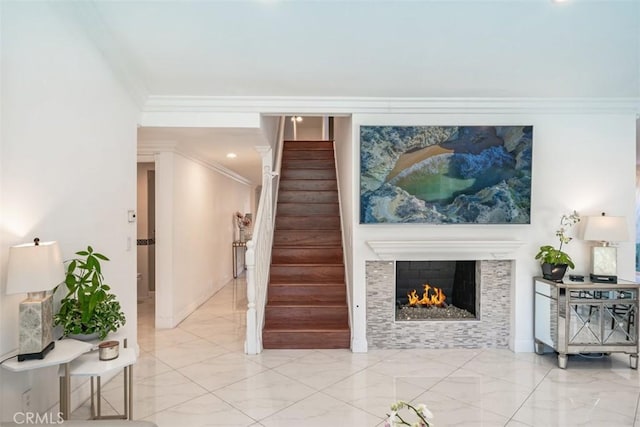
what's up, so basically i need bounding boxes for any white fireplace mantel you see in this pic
[366,240,524,260]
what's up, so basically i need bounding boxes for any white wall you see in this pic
[0,2,139,420]
[350,109,637,353]
[155,151,253,328]
[283,116,323,141]
[334,117,357,347]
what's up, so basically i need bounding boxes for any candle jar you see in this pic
[98,340,119,361]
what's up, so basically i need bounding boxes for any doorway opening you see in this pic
[137,162,156,326]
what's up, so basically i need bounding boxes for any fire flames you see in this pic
[407,283,446,307]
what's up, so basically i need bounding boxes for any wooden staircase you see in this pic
[262,140,350,349]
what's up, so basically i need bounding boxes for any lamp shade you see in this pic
[6,240,64,295]
[582,214,629,243]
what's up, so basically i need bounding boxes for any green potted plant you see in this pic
[535,211,580,282]
[54,246,126,340]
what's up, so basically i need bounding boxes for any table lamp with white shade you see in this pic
[582,213,629,283]
[6,238,65,361]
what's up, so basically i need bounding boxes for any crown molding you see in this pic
[137,140,252,186]
[143,96,640,115]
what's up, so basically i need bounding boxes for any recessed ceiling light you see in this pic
[226,153,237,159]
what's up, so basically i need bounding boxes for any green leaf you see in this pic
[67,260,77,273]
[94,252,109,261]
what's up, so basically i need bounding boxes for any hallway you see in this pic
[72,276,640,426]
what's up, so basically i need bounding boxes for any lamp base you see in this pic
[17,341,55,362]
[592,246,617,276]
[18,293,54,361]
[590,273,617,284]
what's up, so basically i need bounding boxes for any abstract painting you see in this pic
[360,125,532,224]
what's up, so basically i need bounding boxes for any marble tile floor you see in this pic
[71,276,640,426]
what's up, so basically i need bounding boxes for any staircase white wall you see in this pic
[333,117,358,349]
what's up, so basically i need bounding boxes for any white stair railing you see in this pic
[245,119,284,355]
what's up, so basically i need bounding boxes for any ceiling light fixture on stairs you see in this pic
[290,116,303,140]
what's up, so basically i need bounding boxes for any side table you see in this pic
[63,345,136,420]
[534,276,639,369]
[0,339,93,420]
[232,240,247,278]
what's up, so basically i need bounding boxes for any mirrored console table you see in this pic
[534,276,639,369]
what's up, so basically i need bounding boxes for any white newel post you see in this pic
[245,239,257,354]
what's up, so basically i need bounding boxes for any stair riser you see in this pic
[279,190,338,204]
[283,150,334,160]
[268,286,346,304]
[276,216,340,230]
[262,330,350,349]
[272,247,343,264]
[270,266,345,283]
[282,159,335,170]
[264,319,348,329]
[280,169,336,180]
[284,141,334,150]
[265,306,348,325]
[277,203,339,216]
[279,180,337,191]
[274,230,341,246]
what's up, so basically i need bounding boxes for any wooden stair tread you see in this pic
[283,146,333,151]
[272,245,342,249]
[270,264,344,267]
[268,284,346,288]
[267,284,347,289]
[266,301,347,306]
[263,327,349,332]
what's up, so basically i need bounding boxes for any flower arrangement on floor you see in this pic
[385,401,433,427]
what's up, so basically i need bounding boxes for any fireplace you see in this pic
[395,261,478,321]
[364,239,520,349]
[366,259,512,349]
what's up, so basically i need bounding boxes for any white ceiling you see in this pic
[89,0,638,98]
[66,0,640,182]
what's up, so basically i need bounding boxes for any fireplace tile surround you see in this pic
[366,259,512,349]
